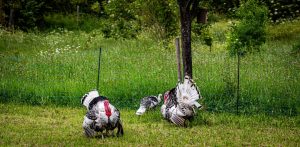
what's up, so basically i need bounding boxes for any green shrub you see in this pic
[44,13,102,32]
[100,18,140,39]
[4,0,48,31]
[192,23,213,49]
[44,13,78,30]
[134,0,178,40]
[291,39,300,55]
[227,0,268,56]
[100,0,140,39]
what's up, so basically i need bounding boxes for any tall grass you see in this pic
[0,20,299,116]
[44,13,103,32]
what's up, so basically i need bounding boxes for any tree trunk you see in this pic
[178,0,196,78]
[77,5,80,26]
[0,0,4,26]
[8,8,14,29]
[197,8,208,24]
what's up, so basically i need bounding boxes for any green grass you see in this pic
[0,20,300,115]
[266,19,300,41]
[43,13,103,32]
[0,103,299,146]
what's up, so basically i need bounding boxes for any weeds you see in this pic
[0,20,299,116]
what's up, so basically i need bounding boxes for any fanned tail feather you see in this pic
[170,114,185,127]
[176,76,201,107]
[160,76,202,127]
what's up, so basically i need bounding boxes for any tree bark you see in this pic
[0,0,4,26]
[8,8,14,29]
[77,5,80,26]
[197,8,208,24]
[177,0,198,78]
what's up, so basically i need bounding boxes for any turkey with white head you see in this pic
[161,76,202,127]
[81,90,124,138]
[136,94,162,115]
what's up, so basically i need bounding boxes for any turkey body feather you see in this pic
[81,90,123,138]
[161,76,202,127]
[136,94,162,115]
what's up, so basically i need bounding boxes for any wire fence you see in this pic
[0,30,299,116]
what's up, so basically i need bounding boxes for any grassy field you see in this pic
[0,103,299,146]
[0,20,300,115]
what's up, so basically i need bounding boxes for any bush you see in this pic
[44,13,102,32]
[291,39,300,55]
[5,0,48,31]
[101,0,178,39]
[227,0,268,56]
[99,0,140,39]
[134,0,178,40]
[101,18,140,39]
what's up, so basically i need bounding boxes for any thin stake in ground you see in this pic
[96,48,102,91]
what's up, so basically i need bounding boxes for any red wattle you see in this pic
[104,100,112,117]
[164,93,169,104]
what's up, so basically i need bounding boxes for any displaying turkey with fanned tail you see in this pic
[136,94,162,115]
[161,76,202,127]
[81,90,124,138]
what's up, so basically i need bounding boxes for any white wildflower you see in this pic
[56,48,60,54]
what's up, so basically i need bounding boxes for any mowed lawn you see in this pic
[0,103,299,146]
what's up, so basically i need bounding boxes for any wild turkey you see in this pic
[81,90,124,138]
[136,94,162,115]
[161,76,202,127]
